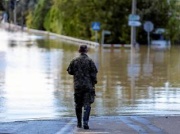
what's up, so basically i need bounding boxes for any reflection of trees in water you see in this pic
[1,39,180,117]
[89,47,180,115]
[36,39,78,52]
[38,40,76,115]
[93,47,180,110]
[54,49,77,112]
[166,46,180,86]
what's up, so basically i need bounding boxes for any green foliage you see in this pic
[24,0,180,44]
[44,4,63,34]
[47,0,132,43]
[0,2,5,11]
[166,0,180,44]
[26,11,33,27]
[137,0,180,44]
[27,0,51,30]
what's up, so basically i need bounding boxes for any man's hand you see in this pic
[91,87,96,96]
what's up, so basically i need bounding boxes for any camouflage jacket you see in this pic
[67,53,98,93]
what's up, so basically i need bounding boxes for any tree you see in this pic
[43,0,131,43]
[26,0,51,30]
[137,0,180,44]
[0,1,5,11]
[25,0,180,44]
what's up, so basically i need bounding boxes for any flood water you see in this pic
[0,29,180,122]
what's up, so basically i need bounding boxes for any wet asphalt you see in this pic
[0,116,179,134]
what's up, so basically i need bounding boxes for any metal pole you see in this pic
[101,30,104,45]
[95,31,98,42]
[130,0,137,98]
[14,0,17,25]
[131,0,137,48]
[147,32,150,46]
[13,0,19,25]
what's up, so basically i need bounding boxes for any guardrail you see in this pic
[24,28,100,48]
[0,22,100,48]
[102,44,131,48]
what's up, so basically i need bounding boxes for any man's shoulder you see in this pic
[71,56,80,61]
[86,56,94,62]
[71,54,93,62]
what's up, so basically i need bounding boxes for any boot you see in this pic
[83,106,91,129]
[75,107,82,128]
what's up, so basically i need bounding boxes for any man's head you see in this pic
[78,45,88,53]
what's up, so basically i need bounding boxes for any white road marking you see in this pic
[56,118,75,134]
[76,132,109,134]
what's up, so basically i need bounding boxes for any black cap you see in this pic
[78,45,88,53]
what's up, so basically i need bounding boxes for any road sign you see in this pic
[144,21,154,32]
[92,22,100,31]
[128,14,140,21]
[101,30,111,44]
[143,21,154,46]
[128,21,141,27]
[103,30,111,34]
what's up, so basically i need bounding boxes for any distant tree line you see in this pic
[1,0,180,44]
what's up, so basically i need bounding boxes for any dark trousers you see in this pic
[74,92,91,126]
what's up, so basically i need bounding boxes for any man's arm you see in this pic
[90,60,98,85]
[67,61,74,75]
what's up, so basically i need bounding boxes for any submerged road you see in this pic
[0,116,179,134]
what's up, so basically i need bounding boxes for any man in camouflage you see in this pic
[67,45,98,129]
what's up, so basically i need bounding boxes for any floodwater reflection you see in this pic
[0,30,180,122]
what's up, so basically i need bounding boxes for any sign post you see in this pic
[128,14,141,48]
[130,0,137,48]
[143,21,154,46]
[101,30,111,45]
[92,22,101,42]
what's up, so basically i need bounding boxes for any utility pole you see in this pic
[130,0,137,103]
[13,0,19,25]
[131,0,137,48]
[14,0,17,24]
